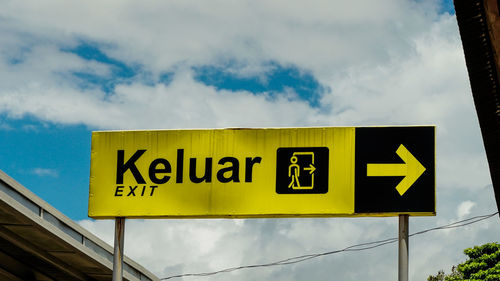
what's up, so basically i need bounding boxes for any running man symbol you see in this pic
[276,147,329,194]
[289,155,301,188]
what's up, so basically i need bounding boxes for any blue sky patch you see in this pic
[193,62,324,108]
[62,40,177,92]
[439,0,455,14]
[62,41,141,93]
[63,41,326,107]
[64,41,135,78]
[0,115,92,220]
[159,71,175,85]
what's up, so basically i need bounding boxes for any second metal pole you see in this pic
[398,215,409,281]
[113,217,126,281]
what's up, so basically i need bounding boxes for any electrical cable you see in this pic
[161,211,499,280]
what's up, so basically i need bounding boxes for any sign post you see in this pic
[398,215,409,281]
[88,126,435,279]
[112,217,125,281]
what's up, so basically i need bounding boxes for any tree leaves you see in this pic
[429,243,500,281]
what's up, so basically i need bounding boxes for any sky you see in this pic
[1,0,499,280]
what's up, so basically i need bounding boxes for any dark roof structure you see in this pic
[0,169,160,281]
[455,0,500,215]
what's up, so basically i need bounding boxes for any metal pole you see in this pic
[398,215,409,281]
[112,217,126,281]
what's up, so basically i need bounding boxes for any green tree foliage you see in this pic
[428,267,462,281]
[428,243,500,281]
[428,270,446,281]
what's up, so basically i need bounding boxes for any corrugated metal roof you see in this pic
[0,169,160,281]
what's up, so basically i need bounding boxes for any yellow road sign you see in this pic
[88,126,435,219]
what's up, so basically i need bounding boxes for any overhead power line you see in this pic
[161,211,499,280]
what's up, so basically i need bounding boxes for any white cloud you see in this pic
[0,70,321,129]
[0,0,441,78]
[32,168,59,178]
[0,0,497,281]
[457,201,476,219]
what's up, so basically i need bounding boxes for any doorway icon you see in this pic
[276,147,328,194]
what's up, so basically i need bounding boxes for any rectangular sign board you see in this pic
[89,126,435,219]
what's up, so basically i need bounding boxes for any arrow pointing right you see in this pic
[304,164,316,174]
[366,144,426,196]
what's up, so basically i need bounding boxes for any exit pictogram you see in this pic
[275,147,329,194]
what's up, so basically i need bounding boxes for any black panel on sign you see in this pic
[354,127,435,214]
[276,147,329,194]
